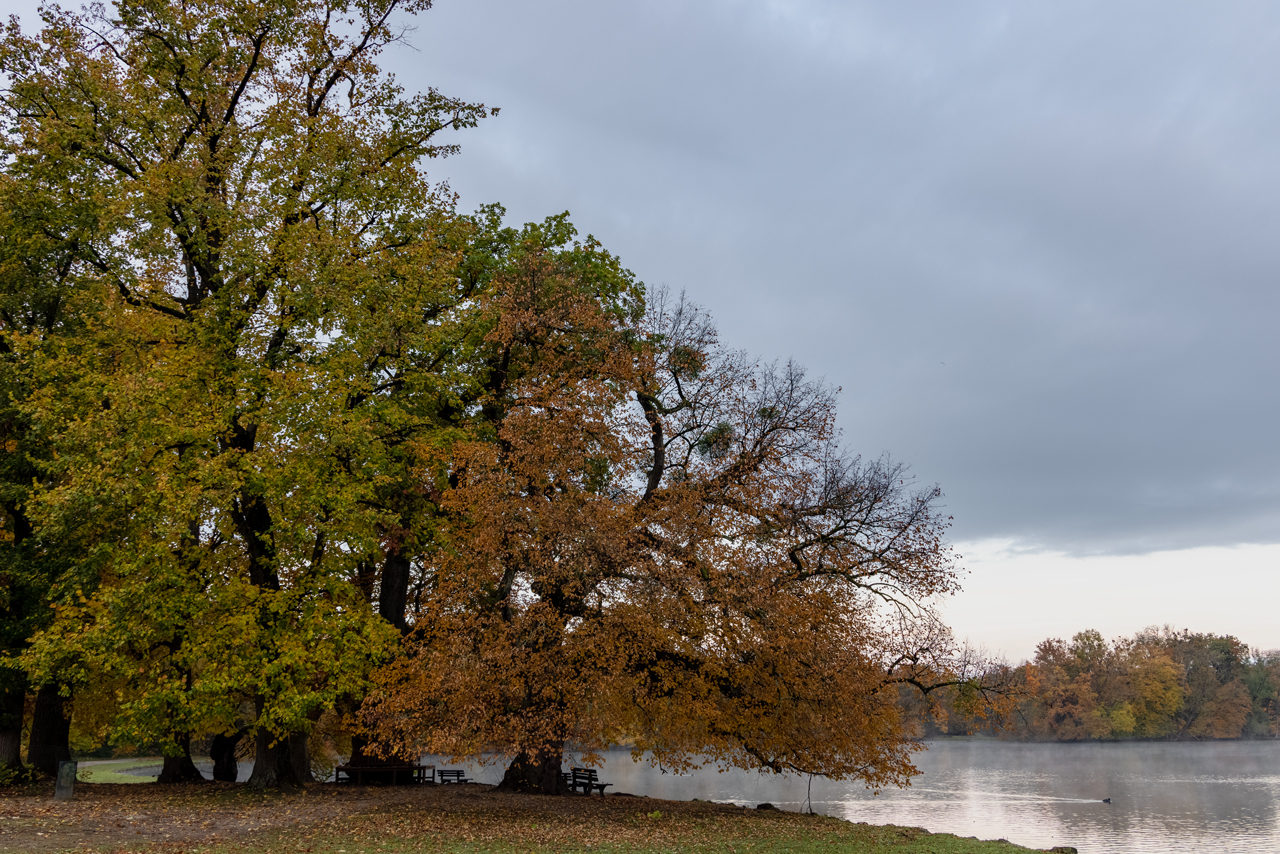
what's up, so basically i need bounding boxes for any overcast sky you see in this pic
[386,0,1280,658]
[14,0,1280,659]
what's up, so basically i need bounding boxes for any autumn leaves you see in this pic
[0,0,985,790]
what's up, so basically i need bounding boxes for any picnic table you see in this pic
[565,767,611,795]
[334,764,434,785]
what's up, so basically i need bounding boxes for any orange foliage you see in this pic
[363,251,986,791]
[1004,627,1276,742]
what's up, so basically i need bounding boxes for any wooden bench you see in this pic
[334,764,434,785]
[437,769,471,784]
[569,767,611,795]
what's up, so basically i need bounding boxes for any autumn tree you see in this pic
[1156,629,1252,739]
[1004,627,1269,742]
[1241,649,1280,737]
[1022,634,1116,740]
[2,0,493,787]
[363,267,995,793]
[1119,632,1182,738]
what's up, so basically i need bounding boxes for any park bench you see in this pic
[334,764,434,785]
[569,767,611,795]
[437,769,471,784]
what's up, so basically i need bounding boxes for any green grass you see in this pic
[75,757,163,784]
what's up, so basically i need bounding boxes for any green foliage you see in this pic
[0,0,655,775]
[0,0,499,767]
[0,762,41,786]
[695,421,734,460]
[0,0,963,799]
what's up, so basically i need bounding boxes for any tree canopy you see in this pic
[0,0,996,791]
[362,281,976,792]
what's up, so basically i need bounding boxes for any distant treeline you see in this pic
[901,627,1279,741]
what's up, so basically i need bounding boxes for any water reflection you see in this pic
[436,740,1280,853]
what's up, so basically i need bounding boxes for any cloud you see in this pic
[8,0,1275,557]
[388,0,1280,556]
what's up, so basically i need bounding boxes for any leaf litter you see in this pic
[1,781,1039,853]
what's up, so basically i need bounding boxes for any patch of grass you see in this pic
[77,758,163,784]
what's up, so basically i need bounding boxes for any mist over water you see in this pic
[806,740,1280,853]
[441,740,1280,853]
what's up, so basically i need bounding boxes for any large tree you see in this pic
[4,0,993,792]
[0,168,102,775]
[2,0,492,787]
[363,261,987,793]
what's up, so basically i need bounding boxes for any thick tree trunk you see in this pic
[0,669,25,771]
[346,732,374,766]
[247,725,303,791]
[247,691,303,790]
[495,747,568,794]
[157,732,206,783]
[343,731,421,784]
[210,729,245,782]
[232,456,298,791]
[289,730,314,784]
[378,549,411,634]
[27,683,70,777]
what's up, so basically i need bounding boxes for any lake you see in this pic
[438,739,1280,853]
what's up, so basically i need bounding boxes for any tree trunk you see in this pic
[346,732,373,766]
[247,692,302,791]
[27,683,70,777]
[341,692,405,770]
[247,725,303,791]
[157,732,206,783]
[378,549,411,634]
[0,668,25,771]
[289,730,315,784]
[210,729,245,782]
[495,746,567,794]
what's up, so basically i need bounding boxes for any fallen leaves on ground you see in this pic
[0,782,1044,854]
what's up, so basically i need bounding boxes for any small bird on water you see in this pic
[1102,798,1112,804]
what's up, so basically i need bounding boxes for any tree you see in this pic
[1006,627,1267,742]
[1122,635,1181,739]
[1016,630,1185,742]
[4,0,993,792]
[1025,638,1110,741]
[0,167,99,775]
[363,271,990,793]
[2,0,493,787]
[1156,629,1251,739]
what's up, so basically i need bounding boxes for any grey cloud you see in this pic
[10,0,1277,554]
[391,0,1280,555]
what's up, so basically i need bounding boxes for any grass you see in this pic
[227,817,1042,854]
[0,780,1069,854]
[77,758,164,784]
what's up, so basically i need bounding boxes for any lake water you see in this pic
[438,739,1280,853]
